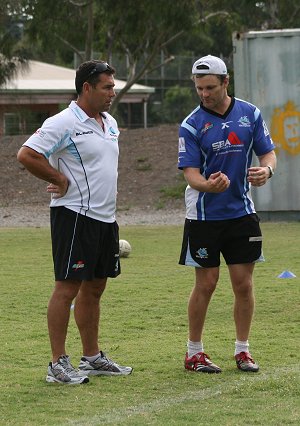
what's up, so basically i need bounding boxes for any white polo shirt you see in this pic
[23,101,119,223]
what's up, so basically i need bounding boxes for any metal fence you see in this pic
[74,52,197,81]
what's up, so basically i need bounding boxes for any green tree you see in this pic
[162,85,197,123]
[0,1,29,86]
[24,0,95,65]
[24,0,200,112]
[7,0,300,108]
[98,0,199,113]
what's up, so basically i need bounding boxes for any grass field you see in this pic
[0,222,299,425]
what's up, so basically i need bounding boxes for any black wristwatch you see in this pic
[267,165,274,178]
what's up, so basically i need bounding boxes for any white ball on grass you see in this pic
[119,239,132,258]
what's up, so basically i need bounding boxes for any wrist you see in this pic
[266,165,274,178]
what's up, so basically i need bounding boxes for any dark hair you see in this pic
[193,73,227,83]
[75,60,116,95]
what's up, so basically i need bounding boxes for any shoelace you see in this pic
[192,352,210,363]
[238,352,254,363]
[100,355,118,368]
[99,352,119,368]
[58,357,79,376]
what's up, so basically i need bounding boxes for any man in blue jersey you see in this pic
[178,55,276,373]
[17,60,132,384]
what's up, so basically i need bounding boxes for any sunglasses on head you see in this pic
[87,62,114,77]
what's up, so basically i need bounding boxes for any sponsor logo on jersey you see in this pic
[212,132,243,152]
[227,132,243,145]
[35,128,46,138]
[72,260,85,270]
[196,247,208,259]
[221,121,233,129]
[238,116,250,127]
[262,120,270,136]
[75,130,93,136]
[178,137,186,152]
[200,122,213,134]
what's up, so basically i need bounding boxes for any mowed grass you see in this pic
[0,222,299,425]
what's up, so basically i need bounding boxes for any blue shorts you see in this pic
[179,213,264,268]
[50,207,120,281]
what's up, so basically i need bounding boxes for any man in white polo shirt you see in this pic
[17,60,133,384]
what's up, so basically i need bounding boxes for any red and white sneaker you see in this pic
[185,352,222,374]
[235,352,259,372]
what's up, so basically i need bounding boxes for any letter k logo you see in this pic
[222,121,233,129]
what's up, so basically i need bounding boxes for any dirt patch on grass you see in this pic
[0,124,185,214]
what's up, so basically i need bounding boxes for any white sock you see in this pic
[235,340,249,356]
[83,353,101,362]
[187,340,204,358]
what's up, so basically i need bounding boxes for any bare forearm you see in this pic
[248,150,277,186]
[17,147,64,184]
[258,150,277,169]
[183,167,230,193]
[17,146,69,198]
[184,168,209,192]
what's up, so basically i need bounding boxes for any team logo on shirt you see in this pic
[238,116,251,127]
[109,126,117,134]
[109,126,117,135]
[196,248,208,259]
[109,126,118,141]
[200,122,213,134]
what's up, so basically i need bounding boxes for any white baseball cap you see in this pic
[192,55,227,75]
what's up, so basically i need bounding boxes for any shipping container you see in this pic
[232,29,300,220]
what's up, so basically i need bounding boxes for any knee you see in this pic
[233,279,253,298]
[94,279,107,297]
[195,277,218,296]
[81,278,107,299]
[53,280,80,302]
[93,284,106,299]
[204,280,218,296]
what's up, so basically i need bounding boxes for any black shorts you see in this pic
[179,214,264,268]
[50,207,120,281]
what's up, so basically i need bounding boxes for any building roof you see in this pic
[1,60,155,95]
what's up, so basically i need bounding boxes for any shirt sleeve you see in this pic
[23,115,70,159]
[252,109,275,156]
[178,122,201,170]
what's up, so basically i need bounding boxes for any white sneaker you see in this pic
[79,351,133,376]
[46,355,89,384]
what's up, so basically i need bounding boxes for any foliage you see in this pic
[161,85,197,123]
[160,173,187,200]
[97,0,197,113]
[23,0,94,65]
[0,223,299,424]
[1,0,300,105]
[0,1,30,86]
